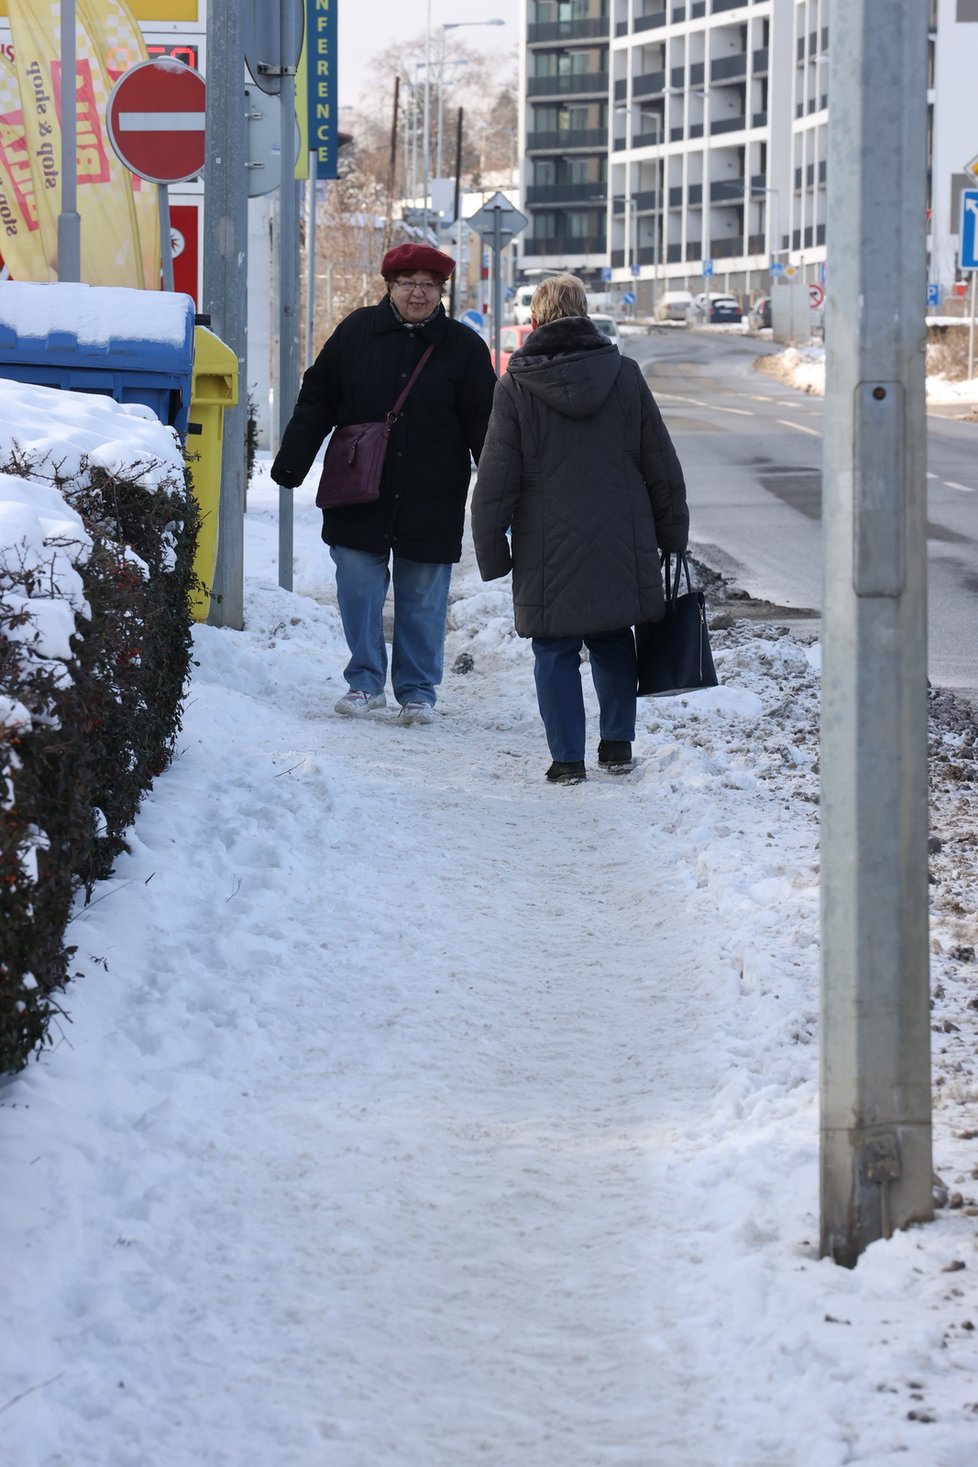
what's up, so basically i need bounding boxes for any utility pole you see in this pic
[203,0,248,630]
[57,0,81,281]
[819,1,932,1266]
[276,0,300,593]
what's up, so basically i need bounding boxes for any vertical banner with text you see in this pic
[306,0,336,180]
[0,49,53,278]
[77,0,161,290]
[7,0,143,285]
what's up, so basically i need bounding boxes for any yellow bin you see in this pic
[187,324,238,621]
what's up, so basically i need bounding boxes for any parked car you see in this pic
[511,285,536,325]
[748,296,773,332]
[588,313,622,349]
[686,292,744,326]
[654,290,694,323]
[490,323,534,375]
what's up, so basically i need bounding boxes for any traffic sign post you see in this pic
[962,190,978,382]
[467,191,528,372]
[808,282,825,310]
[107,59,207,292]
[820,0,932,1266]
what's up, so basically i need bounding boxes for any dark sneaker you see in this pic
[597,739,633,769]
[546,760,587,784]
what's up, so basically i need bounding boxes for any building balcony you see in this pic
[753,47,769,75]
[710,178,746,202]
[523,234,606,257]
[634,70,667,98]
[634,10,667,33]
[713,114,747,135]
[526,128,608,151]
[527,19,608,44]
[710,236,745,259]
[633,189,663,212]
[711,53,747,83]
[525,182,608,205]
[527,71,609,99]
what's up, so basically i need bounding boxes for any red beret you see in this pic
[381,243,455,279]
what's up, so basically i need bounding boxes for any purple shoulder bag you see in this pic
[315,344,436,509]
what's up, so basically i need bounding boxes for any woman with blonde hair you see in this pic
[471,273,689,783]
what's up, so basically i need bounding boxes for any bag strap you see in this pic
[662,551,693,606]
[387,343,436,423]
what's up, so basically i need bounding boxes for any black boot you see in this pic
[597,739,633,770]
[545,760,587,784]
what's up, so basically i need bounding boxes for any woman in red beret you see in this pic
[271,244,496,724]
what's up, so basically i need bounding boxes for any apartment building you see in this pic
[519,0,978,309]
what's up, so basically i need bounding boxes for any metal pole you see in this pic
[653,116,661,308]
[158,185,174,291]
[305,155,317,369]
[968,270,977,383]
[277,5,300,593]
[422,0,432,236]
[492,208,502,373]
[57,0,81,280]
[202,0,248,631]
[449,107,463,318]
[819,0,932,1267]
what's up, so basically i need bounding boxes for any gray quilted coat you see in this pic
[470,315,689,637]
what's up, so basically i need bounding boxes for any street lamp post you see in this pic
[422,15,505,236]
[751,185,781,265]
[615,105,663,308]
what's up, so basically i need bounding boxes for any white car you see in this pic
[654,290,694,323]
[512,285,536,325]
[589,314,621,349]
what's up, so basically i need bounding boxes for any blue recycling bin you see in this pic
[0,281,196,439]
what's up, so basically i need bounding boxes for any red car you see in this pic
[490,323,534,375]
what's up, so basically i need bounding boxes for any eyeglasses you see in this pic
[393,279,441,294]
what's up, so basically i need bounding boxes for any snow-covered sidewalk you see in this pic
[2,462,977,1467]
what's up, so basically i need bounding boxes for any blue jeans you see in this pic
[330,546,453,707]
[531,629,637,763]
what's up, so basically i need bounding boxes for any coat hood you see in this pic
[506,315,622,419]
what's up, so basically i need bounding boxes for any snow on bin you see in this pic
[187,323,238,622]
[0,282,196,438]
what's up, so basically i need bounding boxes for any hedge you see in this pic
[0,449,199,1075]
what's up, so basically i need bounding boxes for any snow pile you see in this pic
[0,463,976,1466]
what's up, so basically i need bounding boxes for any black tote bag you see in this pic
[636,552,718,696]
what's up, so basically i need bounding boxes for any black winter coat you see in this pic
[270,296,497,563]
[470,316,689,638]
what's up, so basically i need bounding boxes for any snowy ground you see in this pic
[2,450,977,1466]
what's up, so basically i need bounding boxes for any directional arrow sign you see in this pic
[107,59,206,184]
[466,190,528,247]
[961,189,978,271]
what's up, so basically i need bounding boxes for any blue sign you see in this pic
[961,189,978,271]
[630,263,640,277]
[601,266,612,282]
[703,259,714,277]
[458,309,486,336]
[770,261,785,277]
[926,282,940,309]
[307,0,338,178]
[622,290,636,305]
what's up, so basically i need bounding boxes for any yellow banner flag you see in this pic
[7,0,143,287]
[77,0,161,290]
[0,49,55,280]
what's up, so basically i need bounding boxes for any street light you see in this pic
[615,105,663,306]
[422,10,505,235]
[750,185,781,265]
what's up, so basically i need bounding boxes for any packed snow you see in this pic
[1,375,977,1467]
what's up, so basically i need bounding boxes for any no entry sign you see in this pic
[107,59,206,185]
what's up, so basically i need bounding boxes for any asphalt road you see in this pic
[625,327,978,694]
